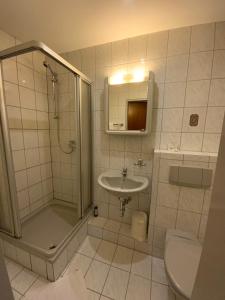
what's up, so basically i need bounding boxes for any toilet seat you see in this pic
[164,231,202,299]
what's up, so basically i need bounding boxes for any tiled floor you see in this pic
[5,236,175,300]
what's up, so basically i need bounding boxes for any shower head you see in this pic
[43,61,57,82]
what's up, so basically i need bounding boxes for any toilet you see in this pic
[164,229,202,300]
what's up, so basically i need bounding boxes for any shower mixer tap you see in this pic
[134,158,146,167]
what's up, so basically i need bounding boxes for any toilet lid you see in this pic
[164,239,202,299]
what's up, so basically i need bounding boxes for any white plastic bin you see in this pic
[131,211,147,242]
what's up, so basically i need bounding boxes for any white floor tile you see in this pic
[67,253,92,277]
[131,251,152,279]
[112,246,133,271]
[87,289,101,300]
[23,270,88,300]
[118,234,134,249]
[103,266,129,300]
[119,224,132,237]
[5,237,174,300]
[102,229,118,243]
[104,220,121,233]
[89,217,107,228]
[6,260,23,280]
[22,277,49,299]
[152,257,168,285]
[95,240,117,264]
[78,236,101,258]
[88,225,103,239]
[11,269,38,295]
[126,273,151,300]
[151,282,175,300]
[85,260,110,293]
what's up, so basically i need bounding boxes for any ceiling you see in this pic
[0,0,225,53]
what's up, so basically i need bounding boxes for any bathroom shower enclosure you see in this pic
[0,41,92,279]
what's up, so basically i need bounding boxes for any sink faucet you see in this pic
[122,167,127,178]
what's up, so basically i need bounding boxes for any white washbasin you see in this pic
[98,170,149,197]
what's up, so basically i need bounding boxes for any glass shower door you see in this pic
[0,128,14,233]
[79,78,92,215]
[47,57,81,221]
[0,42,92,252]
[0,62,21,237]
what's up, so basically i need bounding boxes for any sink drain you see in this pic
[48,244,57,250]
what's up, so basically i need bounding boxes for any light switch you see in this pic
[190,114,199,126]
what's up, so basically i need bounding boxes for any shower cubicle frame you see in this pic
[0,40,92,239]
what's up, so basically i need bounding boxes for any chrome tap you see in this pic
[122,167,127,178]
[134,158,146,167]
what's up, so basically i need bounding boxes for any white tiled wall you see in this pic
[1,43,53,219]
[148,150,217,257]
[62,21,225,224]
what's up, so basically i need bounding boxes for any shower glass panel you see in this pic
[0,45,91,251]
[46,56,81,215]
[0,126,14,234]
[1,52,54,224]
[80,79,92,215]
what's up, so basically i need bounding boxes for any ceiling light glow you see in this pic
[109,71,126,85]
[109,68,146,85]
[132,69,145,82]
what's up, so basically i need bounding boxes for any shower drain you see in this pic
[48,244,57,250]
